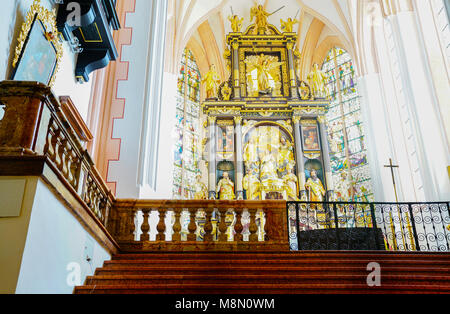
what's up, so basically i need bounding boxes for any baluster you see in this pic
[204,208,213,242]
[263,209,268,241]
[234,209,243,242]
[172,208,182,242]
[187,209,197,241]
[156,208,166,241]
[140,208,151,241]
[122,209,135,242]
[218,208,228,242]
[248,208,258,242]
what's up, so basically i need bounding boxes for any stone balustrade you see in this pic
[0,81,290,253]
[0,81,114,229]
[112,200,289,251]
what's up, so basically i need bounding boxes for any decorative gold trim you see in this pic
[242,121,294,142]
[79,22,103,43]
[12,0,63,87]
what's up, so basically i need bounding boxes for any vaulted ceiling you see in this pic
[165,0,356,81]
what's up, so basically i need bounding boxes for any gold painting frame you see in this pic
[11,0,63,87]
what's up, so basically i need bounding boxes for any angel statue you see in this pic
[228,15,244,33]
[307,63,328,99]
[250,4,271,35]
[202,64,221,99]
[245,54,284,95]
[280,18,298,33]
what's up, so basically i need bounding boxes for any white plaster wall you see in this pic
[15,179,110,294]
[107,0,151,198]
[0,0,93,121]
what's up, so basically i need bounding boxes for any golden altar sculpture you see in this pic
[200,8,332,201]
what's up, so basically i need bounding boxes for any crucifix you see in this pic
[384,158,416,250]
[384,158,399,203]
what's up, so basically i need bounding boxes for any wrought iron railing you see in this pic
[287,202,450,252]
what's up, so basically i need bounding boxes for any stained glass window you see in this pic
[322,48,374,202]
[172,49,201,199]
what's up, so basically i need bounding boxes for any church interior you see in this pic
[0,0,449,295]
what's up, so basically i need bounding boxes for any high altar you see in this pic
[201,6,334,202]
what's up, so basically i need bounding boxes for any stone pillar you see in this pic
[234,116,244,200]
[318,116,334,200]
[287,42,298,99]
[232,41,241,99]
[208,116,217,199]
[293,116,306,199]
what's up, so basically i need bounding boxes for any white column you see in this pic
[137,0,169,192]
[388,10,450,200]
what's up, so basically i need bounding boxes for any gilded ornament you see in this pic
[228,15,244,33]
[202,64,221,99]
[307,63,328,99]
[280,18,299,33]
[221,82,232,101]
[233,116,243,125]
[250,4,271,35]
[12,0,63,87]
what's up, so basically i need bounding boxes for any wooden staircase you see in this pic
[74,252,450,294]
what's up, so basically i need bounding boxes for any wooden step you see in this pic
[75,251,450,294]
[103,259,450,267]
[84,274,450,285]
[74,283,450,294]
[111,252,450,260]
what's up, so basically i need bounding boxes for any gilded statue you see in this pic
[250,4,271,35]
[259,152,278,181]
[280,18,298,33]
[243,169,261,200]
[299,81,312,100]
[283,167,299,201]
[307,63,328,99]
[277,137,295,175]
[216,172,235,200]
[243,136,259,168]
[202,64,221,99]
[305,170,326,202]
[228,15,244,32]
[245,54,284,94]
[221,82,232,101]
[193,174,208,200]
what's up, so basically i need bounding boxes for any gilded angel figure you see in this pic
[244,54,284,94]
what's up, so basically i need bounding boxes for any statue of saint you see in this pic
[221,82,232,101]
[280,18,298,32]
[245,54,284,94]
[216,172,235,200]
[243,169,261,200]
[228,15,244,32]
[250,4,271,34]
[193,174,208,200]
[202,64,221,99]
[277,137,295,175]
[283,167,299,201]
[305,170,326,202]
[243,136,259,168]
[307,63,328,99]
[260,152,278,181]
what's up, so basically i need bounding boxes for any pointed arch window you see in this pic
[321,47,374,202]
[172,49,202,199]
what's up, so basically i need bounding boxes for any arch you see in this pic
[300,18,325,80]
[243,121,294,142]
[313,35,344,67]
